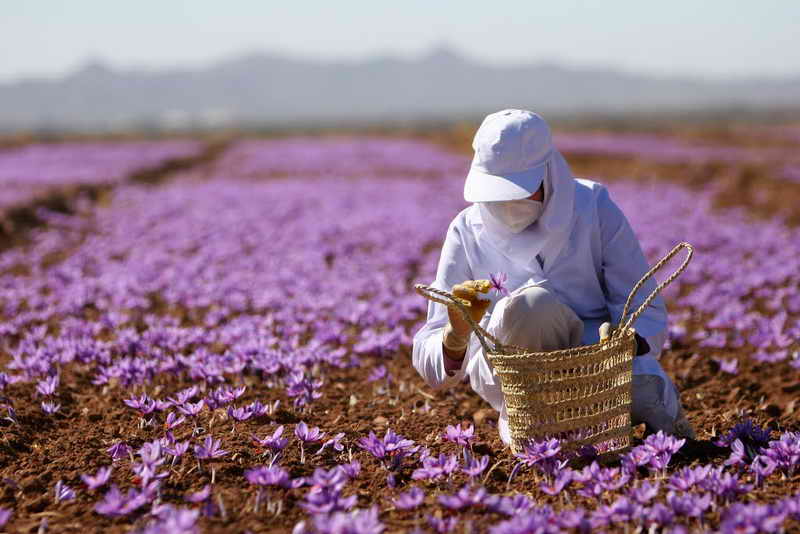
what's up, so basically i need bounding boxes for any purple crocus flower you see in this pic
[462,454,490,478]
[484,494,535,517]
[149,503,204,528]
[642,431,685,471]
[165,441,190,462]
[36,374,59,396]
[81,466,112,490]
[591,496,639,527]
[124,394,157,416]
[194,436,228,460]
[392,487,425,510]
[489,508,555,534]
[338,460,361,479]
[513,437,562,478]
[442,423,474,447]
[761,431,800,474]
[252,426,289,452]
[318,433,346,454]
[184,484,212,503]
[244,466,293,488]
[286,371,323,409]
[41,401,61,415]
[295,421,326,443]
[720,502,788,533]
[301,486,358,515]
[357,432,387,459]
[177,399,205,418]
[713,357,739,375]
[668,465,712,492]
[94,484,151,517]
[556,507,591,533]
[164,412,186,430]
[643,431,685,456]
[628,480,660,505]
[246,400,269,417]
[750,455,777,486]
[296,421,325,464]
[705,468,752,501]
[357,428,418,469]
[540,469,573,496]
[138,440,164,466]
[54,480,75,502]
[107,441,130,461]
[427,515,459,534]
[367,365,390,383]
[309,505,384,534]
[131,461,169,487]
[227,405,253,422]
[437,484,487,511]
[667,491,712,518]
[167,385,199,406]
[724,439,747,467]
[0,507,11,527]
[411,453,459,481]
[715,420,771,448]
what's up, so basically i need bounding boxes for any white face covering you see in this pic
[481,198,544,233]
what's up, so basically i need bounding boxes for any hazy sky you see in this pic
[3,1,799,82]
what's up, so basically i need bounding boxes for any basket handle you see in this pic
[614,242,694,339]
[413,284,505,356]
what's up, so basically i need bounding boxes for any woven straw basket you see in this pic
[415,242,693,456]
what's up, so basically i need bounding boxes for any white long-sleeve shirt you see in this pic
[411,178,674,444]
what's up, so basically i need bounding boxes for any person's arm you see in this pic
[597,186,668,359]
[411,220,475,389]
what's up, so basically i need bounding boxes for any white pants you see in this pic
[490,285,690,440]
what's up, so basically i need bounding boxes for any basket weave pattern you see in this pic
[415,242,693,456]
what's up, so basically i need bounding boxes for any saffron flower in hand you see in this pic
[489,271,510,297]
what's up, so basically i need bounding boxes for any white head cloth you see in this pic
[476,149,576,271]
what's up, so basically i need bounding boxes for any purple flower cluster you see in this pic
[0,140,203,211]
[1,135,799,532]
[357,428,418,469]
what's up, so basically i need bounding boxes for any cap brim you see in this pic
[463,160,546,202]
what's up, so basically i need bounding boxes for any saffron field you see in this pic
[0,130,798,533]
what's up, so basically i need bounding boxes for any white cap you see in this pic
[464,109,553,202]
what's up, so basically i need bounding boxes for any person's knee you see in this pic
[507,286,560,317]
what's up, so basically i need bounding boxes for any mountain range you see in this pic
[1,46,798,132]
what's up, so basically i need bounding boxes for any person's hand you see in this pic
[448,280,492,338]
[599,322,650,356]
